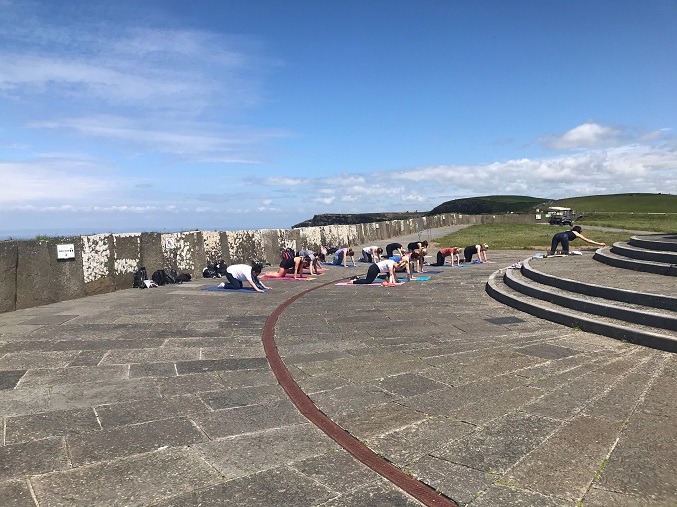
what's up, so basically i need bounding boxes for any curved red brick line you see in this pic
[262,279,458,507]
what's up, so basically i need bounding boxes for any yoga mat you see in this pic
[202,286,267,292]
[398,276,430,281]
[260,275,315,280]
[335,282,404,286]
[418,270,442,274]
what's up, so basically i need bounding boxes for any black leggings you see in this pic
[222,271,243,289]
[432,251,447,266]
[353,264,381,284]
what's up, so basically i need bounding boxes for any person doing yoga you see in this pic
[548,226,605,255]
[218,261,270,292]
[265,255,312,279]
[385,242,403,258]
[432,247,461,266]
[464,244,488,263]
[346,258,411,285]
[332,247,356,267]
[361,246,383,263]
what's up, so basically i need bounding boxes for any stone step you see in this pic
[504,267,677,332]
[611,241,677,264]
[594,246,677,276]
[485,270,677,353]
[629,234,677,252]
[521,258,677,312]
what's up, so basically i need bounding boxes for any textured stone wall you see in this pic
[0,213,537,312]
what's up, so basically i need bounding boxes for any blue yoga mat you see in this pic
[398,276,430,281]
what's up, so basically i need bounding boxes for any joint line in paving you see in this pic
[262,278,459,507]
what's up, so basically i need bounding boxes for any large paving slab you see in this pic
[0,226,674,506]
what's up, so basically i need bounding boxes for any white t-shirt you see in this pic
[226,264,253,282]
[362,246,377,255]
[376,259,396,273]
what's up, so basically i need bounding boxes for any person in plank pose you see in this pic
[548,226,605,255]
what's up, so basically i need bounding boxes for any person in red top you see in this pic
[432,247,461,266]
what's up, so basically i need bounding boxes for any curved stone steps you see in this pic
[629,234,677,252]
[503,267,677,332]
[611,241,677,264]
[594,246,677,276]
[486,270,677,353]
[520,258,677,312]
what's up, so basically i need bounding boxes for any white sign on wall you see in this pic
[57,244,75,259]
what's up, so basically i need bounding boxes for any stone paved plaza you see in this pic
[1,228,675,506]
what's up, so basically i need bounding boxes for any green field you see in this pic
[552,193,677,212]
[432,223,638,251]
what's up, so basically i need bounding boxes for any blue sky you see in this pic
[1,0,676,238]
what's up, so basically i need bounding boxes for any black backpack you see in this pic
[133,267,148,288]
[202,265,219,278]
[176,273,192,283]
[152,269,170,286]
[215,260,228,276]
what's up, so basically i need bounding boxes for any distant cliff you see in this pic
[292,212,426,228]
[427,195,548,215]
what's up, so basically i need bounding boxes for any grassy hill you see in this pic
[552,193,677,213]
[427,195,548,215]
[292,193,676,231]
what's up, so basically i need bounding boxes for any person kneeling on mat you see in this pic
[549,226,605,255]
[219,260,270,293]
[347,258,411,285]
[464,243,489,263]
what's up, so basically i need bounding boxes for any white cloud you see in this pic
[389,135,677,200]
[312,196,335,205]
[263,177,307,186]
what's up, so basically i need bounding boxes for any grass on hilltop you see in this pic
[576,213,677,232]
[552,193,677,213]
[431,223,639,251]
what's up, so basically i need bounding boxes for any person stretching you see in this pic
[432,247,461,266]
[218,261,270,293]
[464,244,489,263]
[385,242,403,258]
[549,226,605,255]
[265,255,312,279]
[361,246,383,263]
[332,248,356,267]
[347,258,411,285]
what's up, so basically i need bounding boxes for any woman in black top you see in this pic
[549,226,605,255]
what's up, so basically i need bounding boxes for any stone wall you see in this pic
[0,213,538,313]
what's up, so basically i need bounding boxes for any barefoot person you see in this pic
[464,244,489,263]
[432,247,461,266]
[218,261,270,293]
[265,255,312,279]
[549,226,605,255]
[347,258,411,285]
[332,247,356,267]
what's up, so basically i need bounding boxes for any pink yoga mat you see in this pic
[335,282,404,286]
[260,275,314,280]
